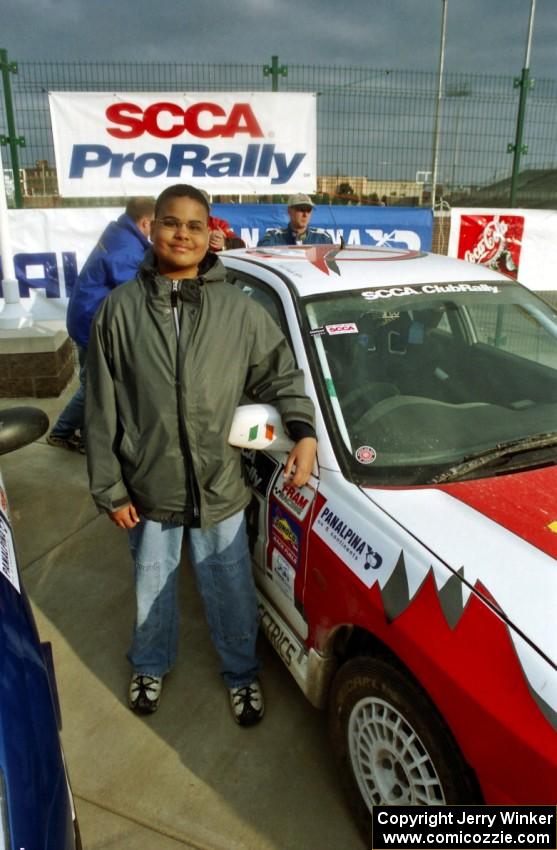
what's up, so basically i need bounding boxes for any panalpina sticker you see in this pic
[457,214,524,280]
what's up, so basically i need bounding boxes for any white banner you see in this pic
[0,206,432,320]
[448,208,557,292]
[48,92,316,197]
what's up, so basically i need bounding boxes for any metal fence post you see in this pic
[263,55,287,92]
[508,0,536,207]
[0,48,25,209]
[430,0,448,212]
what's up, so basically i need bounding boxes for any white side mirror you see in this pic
[228,404,294,452]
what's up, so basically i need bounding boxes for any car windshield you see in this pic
[304,280,557,484]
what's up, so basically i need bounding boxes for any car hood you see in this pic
[363,466,557,720]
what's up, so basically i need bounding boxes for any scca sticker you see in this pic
[325,322,358,335]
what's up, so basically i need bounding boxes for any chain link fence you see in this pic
[2,57,557,208]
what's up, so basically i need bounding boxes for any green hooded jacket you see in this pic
[85,252,315,529]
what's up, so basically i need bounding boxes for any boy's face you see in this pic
[151,196,210,279]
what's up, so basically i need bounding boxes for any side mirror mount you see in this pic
[228,404,294,452]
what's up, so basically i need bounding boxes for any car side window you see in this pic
[227,273,289,336]
[467,302,555,365]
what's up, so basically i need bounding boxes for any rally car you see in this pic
[222,244,557,841]
[0,407,81,850]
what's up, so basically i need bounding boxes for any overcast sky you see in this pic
[3,0,557,79]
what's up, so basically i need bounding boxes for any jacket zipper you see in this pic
[171,280,200,522]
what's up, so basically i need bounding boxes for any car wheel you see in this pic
[329,656,478,839]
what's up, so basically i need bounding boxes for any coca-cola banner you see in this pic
[448,208,557,292]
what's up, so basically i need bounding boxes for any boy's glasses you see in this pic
[292,206,312,214]
[155,217,206,233]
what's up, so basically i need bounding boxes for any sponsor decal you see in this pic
[250,244,343,276]
[309,326,326,337]
[457,214,524,279]
[248,423,275,443]
[0,510,20,594]
[326,377,337,398]
[270,503,301,567]
[246,244,422,277]
[547,521,557,534]
[325,322,358,335]
[380,311,400,324]
[313,503,383,586]
[365,229,422,251]
[271,550,296,603]
[259,604,299,667]
[355,445,377,465]
[242,449,280,497]
[272,479,315,521]
[361,282,500,301]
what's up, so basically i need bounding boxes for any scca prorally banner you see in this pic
[448,208,557,292]
[48,92,317,197]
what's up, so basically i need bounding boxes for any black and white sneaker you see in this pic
[128,673,163,714]
[46,432,86,454]
[229,680,264,726]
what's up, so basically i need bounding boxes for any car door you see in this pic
[227,270,320,642]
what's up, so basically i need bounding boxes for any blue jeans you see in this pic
[127,511,260,688]
[50,344,87,438]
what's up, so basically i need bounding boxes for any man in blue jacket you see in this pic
[257,194,333,246]
[47,197,154,452]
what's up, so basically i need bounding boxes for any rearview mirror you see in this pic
[228,404,294,452]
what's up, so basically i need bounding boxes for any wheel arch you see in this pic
[320,623,483,801]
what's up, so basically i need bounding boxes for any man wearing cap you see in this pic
[257,194,333,246]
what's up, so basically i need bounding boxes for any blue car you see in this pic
[0,406,80,850]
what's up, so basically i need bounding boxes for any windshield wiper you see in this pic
[430,432,557,484]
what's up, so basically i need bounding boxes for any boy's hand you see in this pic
[283,437,317,487]
[109,504,140,529]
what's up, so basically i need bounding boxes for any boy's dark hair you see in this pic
[154,184,210,218]
[125,196,156,221]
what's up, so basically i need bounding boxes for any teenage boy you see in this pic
[85,184,317,726]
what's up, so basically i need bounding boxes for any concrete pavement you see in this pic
[0,380,364,850]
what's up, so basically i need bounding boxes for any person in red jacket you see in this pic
[208,214,245,251]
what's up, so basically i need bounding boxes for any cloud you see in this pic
[1,0,556,79]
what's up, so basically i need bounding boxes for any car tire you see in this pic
[329,656,478,841]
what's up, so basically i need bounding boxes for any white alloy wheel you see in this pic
[348,696,445,807]
[329,657,479,843]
